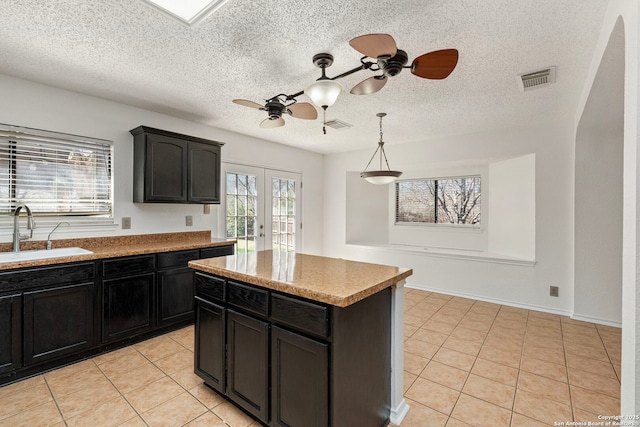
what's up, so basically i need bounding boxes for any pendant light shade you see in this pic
[360,113,402,185]
[305,79,342,108]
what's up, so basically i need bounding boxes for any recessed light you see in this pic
[141,0,229,26]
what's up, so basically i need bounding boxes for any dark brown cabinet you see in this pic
[0,244,235,386]
[194,296,225,394]
[130,126,222,204]
[226,309,269,423]
[193,272,391,427]
[271,326,328,427]
[0,294,21,374]
[102,255,156,343]
[157,250,200,327]
[23,283,96,366]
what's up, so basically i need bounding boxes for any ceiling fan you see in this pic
[232,95,317,128]
[347,33,459,95]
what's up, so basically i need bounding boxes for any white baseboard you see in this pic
[407,283,622,328]
[390,398,410,425]
[570,313,622,328]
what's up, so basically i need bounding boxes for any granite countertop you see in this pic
[0,231,235,271]
[189,250,413,307]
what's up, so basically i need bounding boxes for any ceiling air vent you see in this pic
[324,119,353,130]
[518,66,556,91]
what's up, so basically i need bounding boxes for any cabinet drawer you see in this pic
[271,294,329,338]
[157,250,199,269]
[102,255,155,278]
[227,281,268,317]
[195,273,225,302]
[0,262,96,292]
[200,245,234,259]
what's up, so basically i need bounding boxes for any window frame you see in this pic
[0,123,114,226]
[394,174,482,228]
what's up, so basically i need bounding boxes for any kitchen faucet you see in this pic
[12,204,36,252]
[47,221,70,250]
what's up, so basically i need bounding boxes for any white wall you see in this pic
[324,123,574,314]
[0,74,325,255]
[573,0,639,415]
[488,154,536,260]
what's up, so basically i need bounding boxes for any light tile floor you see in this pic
[396,288,621,427]
[0,288,621,427]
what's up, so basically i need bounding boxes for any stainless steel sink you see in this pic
[0,247,93,264]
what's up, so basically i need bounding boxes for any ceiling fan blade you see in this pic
[350,76,388,95]
[260,117,285,128]
[233,99,264,109]
[288,102,318,120]
[349,34,397,59]
[411,49,459,79]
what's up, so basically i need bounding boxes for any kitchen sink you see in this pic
[0,247,93,264]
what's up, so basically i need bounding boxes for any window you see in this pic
[0,124,112,216]
[271,177,296,251]
[395,176,481,225]
[225,172,258,253]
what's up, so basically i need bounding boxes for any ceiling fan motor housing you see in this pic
[265,100,285,119]
[379,49,409,77]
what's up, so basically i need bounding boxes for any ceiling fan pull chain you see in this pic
[322,106,327,135]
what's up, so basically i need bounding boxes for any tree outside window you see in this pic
[395,176,481,225]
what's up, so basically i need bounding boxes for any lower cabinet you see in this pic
[0,294,21,375]
[102,272,155,342]
[23,283,96,365]
[194,296,225,393]
[194,272,392,427]
[226,310,269,423]
[157,267,195,327]
[271,326,328,427]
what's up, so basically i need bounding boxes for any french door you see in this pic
[221,163,302,253]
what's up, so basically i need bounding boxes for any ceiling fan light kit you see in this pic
[361,113,403,185]
[305,53,343,109]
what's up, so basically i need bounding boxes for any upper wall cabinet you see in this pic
[130,126,223,204]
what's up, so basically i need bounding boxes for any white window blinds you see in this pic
[0,124,112,216]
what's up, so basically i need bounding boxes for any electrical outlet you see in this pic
[550,286,559,297]
[186,215,193,226]
[203,204,211,215]
[122,217,131,229]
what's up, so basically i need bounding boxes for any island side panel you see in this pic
[331,287,392,427]
[390,280,409,424]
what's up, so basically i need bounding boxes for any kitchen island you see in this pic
[189,250,412,427]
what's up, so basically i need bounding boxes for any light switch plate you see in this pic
[186,215,193,226]
[122,217,131,229]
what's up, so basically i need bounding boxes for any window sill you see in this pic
[346,242,536,266]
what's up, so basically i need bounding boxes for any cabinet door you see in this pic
[103,273,155,342]
[0,294,21,374]
[145,135,188,202]
[23,283,95,365]
[194,297,225,393]
[226,310,269,423]
[271,326,328,427]
[157,267,195,327]
[188,141,221,203]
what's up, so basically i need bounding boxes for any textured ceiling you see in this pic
[0,0,609,154]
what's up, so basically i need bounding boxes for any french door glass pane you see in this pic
[271,177,296,252]
[226,172,258,252]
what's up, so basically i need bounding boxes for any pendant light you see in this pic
[305,53,342,134]
[360,113,403,185]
